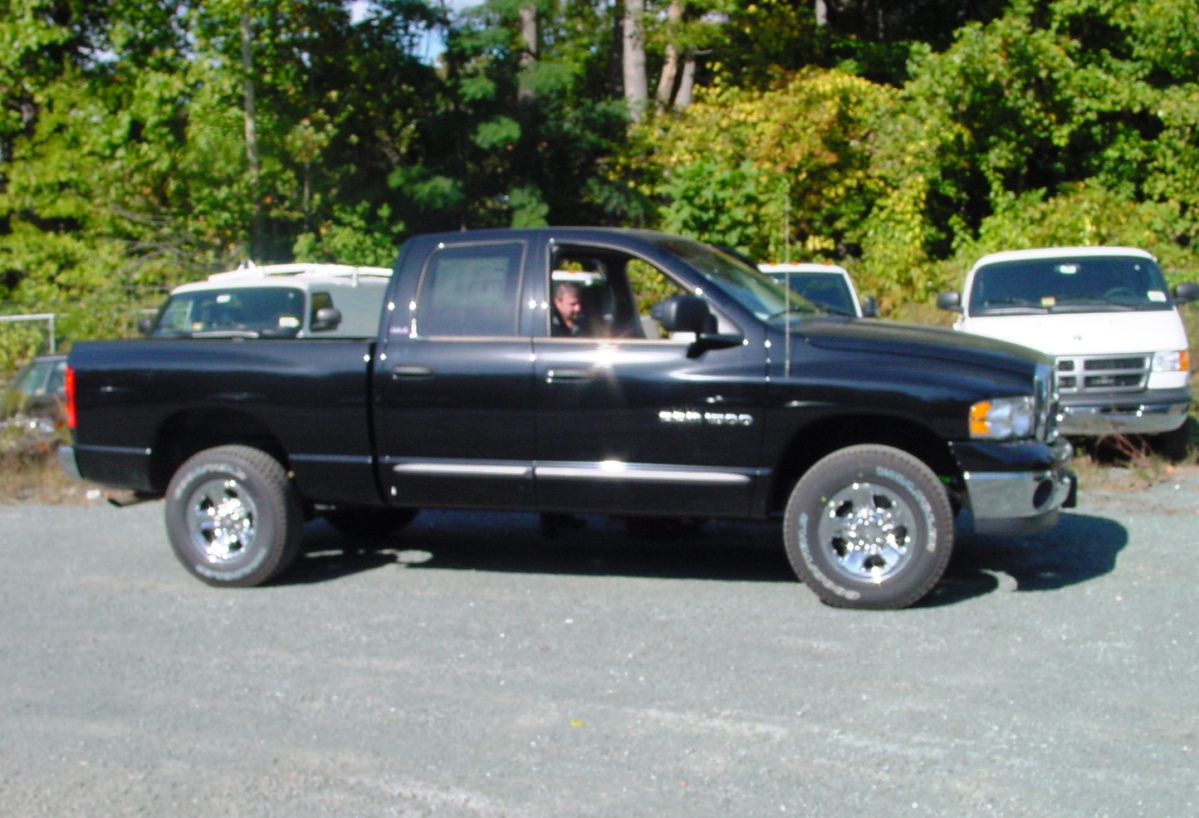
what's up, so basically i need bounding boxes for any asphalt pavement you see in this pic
[1,474,1196,817]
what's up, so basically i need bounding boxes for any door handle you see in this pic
[392,365,434,378]
[545,368,591,382]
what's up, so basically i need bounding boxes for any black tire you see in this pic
[783,445,954,610]
[322,508,418,539]
[1153,417,1193,462]
[165,445,304,587]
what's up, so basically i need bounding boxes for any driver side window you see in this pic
[550,247,688,340]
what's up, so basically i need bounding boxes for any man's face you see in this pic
[555,289,582,327]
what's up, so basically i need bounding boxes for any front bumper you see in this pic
[953,437,1077,536]
[1057,387,1190,435]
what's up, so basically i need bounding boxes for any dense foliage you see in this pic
[4,0,1199,371]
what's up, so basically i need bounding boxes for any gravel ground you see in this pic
[1,473,1197,817]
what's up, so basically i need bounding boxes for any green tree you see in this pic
[623,69,893,263]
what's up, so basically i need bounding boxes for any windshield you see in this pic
[152,287,306,338]
[649,236,822,320]
[768,272,857,316]
[969,256,1174,315]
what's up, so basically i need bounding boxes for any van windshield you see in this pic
[969,256,1175,315]
[153,287,306,338]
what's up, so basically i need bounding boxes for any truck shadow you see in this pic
[283,509,1129,606]
[287,512,795,584]
[920,511,1128,607]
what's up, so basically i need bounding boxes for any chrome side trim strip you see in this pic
[392,461,532,477]
[387,458,758,484]
[291,453,373,465]
[535,462,753,484]
[76,444,152,456]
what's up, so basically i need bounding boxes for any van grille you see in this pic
[1056,355,1148,394]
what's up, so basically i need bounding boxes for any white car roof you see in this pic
[972,246,1155,270]
[171,263,392,294]
[758,262,849,275]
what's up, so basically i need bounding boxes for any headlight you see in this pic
[970,396,1035,440]
[1152,350,1189,372]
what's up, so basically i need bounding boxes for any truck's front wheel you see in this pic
[165,445,304,587]
[783,445,954,610]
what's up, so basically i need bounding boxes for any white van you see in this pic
[144,263,393,340]
[937,247,1199,446]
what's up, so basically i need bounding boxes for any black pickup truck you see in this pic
[60,228,1075,609]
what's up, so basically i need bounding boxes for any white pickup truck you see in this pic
[937,246,1199,452]
[758,263,879,318]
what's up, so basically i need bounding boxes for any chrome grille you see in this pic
[1035,362,1059,442]
[1056,355,1148,395]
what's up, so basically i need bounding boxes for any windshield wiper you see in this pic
[766,303,821,320]
[187,329,263,339]
[1050,297,1136,312]
[977,298,1050,315]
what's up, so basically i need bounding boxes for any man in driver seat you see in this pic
[551,281,587,337]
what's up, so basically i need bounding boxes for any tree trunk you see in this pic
[518,4,537,106]
[240,11,261,258]
[622,0,648,122]
[654,0,684,112]
[675,54,696,109]
[815,0,828,26]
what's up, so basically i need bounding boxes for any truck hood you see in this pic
[955,311,1187,356]
[795,318,1050,376]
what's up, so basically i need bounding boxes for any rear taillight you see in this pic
[64,365,77,429]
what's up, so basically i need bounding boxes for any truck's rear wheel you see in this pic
[165,445,303,587]
[783,445,953,609]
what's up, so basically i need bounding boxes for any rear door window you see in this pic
[414,243,524,337]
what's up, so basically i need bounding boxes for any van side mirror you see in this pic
[137,317,155,335]
[936,291,962,312]
[311,307,343,332]
[860,296,879,318]
[1174,281,1199,305]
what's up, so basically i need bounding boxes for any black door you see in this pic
[532,242,765,517]
[374,240,538,509]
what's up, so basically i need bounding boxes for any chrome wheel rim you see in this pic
[815,481,915,583]
[184,477,259,564]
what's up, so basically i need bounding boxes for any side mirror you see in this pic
[310,307,343,332]
[137,317,155,335]
[936,291,962,312]
[651,295,741,354]
[1173,281,1199,305]
[860,296,879,318]
[651,295,710,334]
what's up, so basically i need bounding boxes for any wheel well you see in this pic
[768,414,960,514]
[149,409,288,493]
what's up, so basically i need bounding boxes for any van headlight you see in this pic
[1152,350,1189,372]
[970,396,1035,440]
